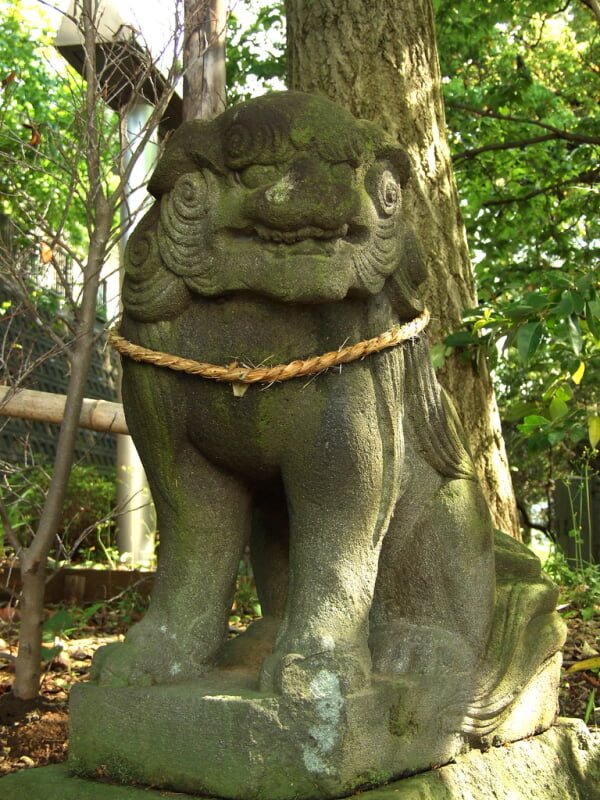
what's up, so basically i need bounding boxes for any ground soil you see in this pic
[0,603,597,778]
[0,634,115,776]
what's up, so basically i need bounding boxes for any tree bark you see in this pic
[183,0,227,121]
[285,0,519,536]
[13,0,112,699]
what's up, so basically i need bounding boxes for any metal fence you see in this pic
[0,212,119,472]
[0,289,119,473]
[0,214,108,318]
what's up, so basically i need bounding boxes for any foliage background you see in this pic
[433,0,600,528]
[1,0,598,539]
[1,7,86,251]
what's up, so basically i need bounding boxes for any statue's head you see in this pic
[124,91,426,320]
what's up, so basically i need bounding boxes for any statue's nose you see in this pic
[244,156,359,232]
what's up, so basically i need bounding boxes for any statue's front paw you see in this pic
[90,641,155,687]
[259,646,371,697]
[89,634,208,687]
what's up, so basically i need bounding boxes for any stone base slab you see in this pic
[66,670,471,800]
[59,663,570,800]
[0,719,598,800]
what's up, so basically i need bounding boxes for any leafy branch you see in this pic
[449,102,600,163]
[484,167,600,206]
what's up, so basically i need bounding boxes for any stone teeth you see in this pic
[254,224,348,243]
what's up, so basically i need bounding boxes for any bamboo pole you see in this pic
[0,386,128,434]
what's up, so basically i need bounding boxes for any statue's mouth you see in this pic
[253,223,349,244]
[226,222,367,258]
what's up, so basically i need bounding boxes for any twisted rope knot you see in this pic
[108,307,430,386]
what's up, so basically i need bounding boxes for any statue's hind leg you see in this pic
[371,476,496,677]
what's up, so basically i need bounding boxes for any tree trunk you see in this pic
[12,563,45,699]
[285,0,519,536]
[13,0,112,699]
[183,0,227,121]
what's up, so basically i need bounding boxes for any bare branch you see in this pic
[5,0,184,701]
[448,102,600,162]
[484,167,600,206]
[453,133,559,162]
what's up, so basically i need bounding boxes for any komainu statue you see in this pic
[74,92,566,799]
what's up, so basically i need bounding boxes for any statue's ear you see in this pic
[148,119,224,198]
[375,145,412,187]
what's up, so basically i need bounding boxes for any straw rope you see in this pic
[108,307,430,385]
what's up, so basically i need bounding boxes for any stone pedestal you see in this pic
[53,650,559,800]
[0,719,598,800]
[66,671,469,800]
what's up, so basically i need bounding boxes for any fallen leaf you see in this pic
[566,656,600,674]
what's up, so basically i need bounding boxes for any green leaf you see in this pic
[522,414,551,426]
[588,298,600,318]
[575,272,595,293]
[505,305,535,320]
[504,401,539,422]
[571,424,588,444]
[543,380,572,404]
[554,383,573,402]
[569,291,585,315]
[40,644,63,664]
[473,316,502,332]
[525,431,552,454]
[550,275,577,290]
[516,322,543,363]
[79,602,104,623]
[586,302,600,339]
[588,415,600,449]
[42,608,74,640]
[567,315,583,356]
[553,291,574,317]
[444,331,479,347]
[525,292,550,311]
[517,414,550,436]
[548,397,568,420]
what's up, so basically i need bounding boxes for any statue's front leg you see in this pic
[92,358,252,687]
[260,374,399,696]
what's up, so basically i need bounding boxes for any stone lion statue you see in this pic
[94,93,564,739]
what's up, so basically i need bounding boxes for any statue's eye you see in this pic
[238,164,282,189]
[330,162,354,183]
[378,171,400,215]
[365,162,402,217]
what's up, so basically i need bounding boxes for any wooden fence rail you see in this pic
[0,386,128,435]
